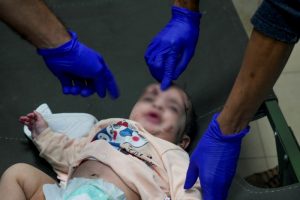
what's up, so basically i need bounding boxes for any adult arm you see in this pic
[144,0,201,90]
[185,0,299,199]
[0,0,119,98]
[174,0,199,12]
[185,29,294,200]
[218,0,299,134]
[0,0,70,48]
[218,29,294,134]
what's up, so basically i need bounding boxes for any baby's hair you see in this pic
[172,84,198,152]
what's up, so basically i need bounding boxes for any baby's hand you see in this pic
[19,111,48,138]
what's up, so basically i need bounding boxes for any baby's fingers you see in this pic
[19,116,33,130]
[27,112,37,120]
[33,111,44,121]
[19,116,30,123]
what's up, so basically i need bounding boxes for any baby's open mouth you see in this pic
[145,112,161,124]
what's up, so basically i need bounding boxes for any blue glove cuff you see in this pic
[172,6,202,26]
[37,31,78,56]
[210,113,250,142]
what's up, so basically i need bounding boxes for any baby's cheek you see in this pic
[163,125,178,139]
[164,124,174,132]
[129,112,138,121]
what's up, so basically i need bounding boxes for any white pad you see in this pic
[24,103,98,139]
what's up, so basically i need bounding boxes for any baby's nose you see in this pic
[152,99,164,110]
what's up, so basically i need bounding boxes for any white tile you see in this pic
[256,117,277,157]
[240,121,266,158]
[266,157,278,169]
[274,73,300,145]
[237,158,269,177]
[283,43,300,73]
[232,0,262,36]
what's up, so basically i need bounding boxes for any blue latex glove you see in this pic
[184,114,250,200]
[145,6,201,90]
[37,31,119,98]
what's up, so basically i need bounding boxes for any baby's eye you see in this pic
[168,105,179,113]
[142,96,154,102]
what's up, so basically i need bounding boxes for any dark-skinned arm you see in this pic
[174,0,199,11]
[0,0,119,98]
[0,0,70,48]
[218,29,294,134]
[185,28,294,200]
[184,1,299,199]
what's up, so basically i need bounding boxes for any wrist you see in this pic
[32,127,51,140]
[34,25,71,49]
[43,30,71,49]
[37,30,77,56]
[217,111,251,135]
[172,6,201,25]
[212,113,250,140]
[174,0,199,12]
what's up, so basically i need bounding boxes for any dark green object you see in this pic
[265,99,300,184]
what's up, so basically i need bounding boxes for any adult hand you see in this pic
[37,31,119,98]
[145,6,201,90]
[184,114,250,200]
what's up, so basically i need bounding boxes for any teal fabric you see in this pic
[64,185,112,200]
[43,178,126,200]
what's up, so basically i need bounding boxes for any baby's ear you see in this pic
[178,134,190,149]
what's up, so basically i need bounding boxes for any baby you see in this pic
[0,83,201,200]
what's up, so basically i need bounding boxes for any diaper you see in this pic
[43,177,126,200]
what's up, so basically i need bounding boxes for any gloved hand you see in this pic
[184,114,250,200]
[145,6,201,90]
[37,31,119,98]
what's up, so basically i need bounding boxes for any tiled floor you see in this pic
[232,0,300,177]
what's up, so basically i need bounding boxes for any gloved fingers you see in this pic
[145,43,166,81]
[148,45,174,82]
[173,49,193,80]
[80,80,95,97]
[55,73,73,95]
[93,58,110,98]
[144,38,160,62]
[184,161,200,189]
[150,66,164,83]
[94,74,106,98]
[151,50,170,82]
[160,48,180,90]
[103,68,119,99]
[160,74,173,91]
[71,79,85,95]
[153,53,165,70]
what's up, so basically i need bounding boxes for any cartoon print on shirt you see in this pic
[93,128,111,141]
[92,120,148,150]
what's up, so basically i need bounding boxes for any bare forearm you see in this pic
[173,0,199,11]
[218,29,294,134]
[0,0,70,48]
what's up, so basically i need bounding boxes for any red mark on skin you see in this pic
[113,131,118,140]
[19,118,27,123]
[132,136,139,142]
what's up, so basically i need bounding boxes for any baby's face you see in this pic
[129,84,188,144]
